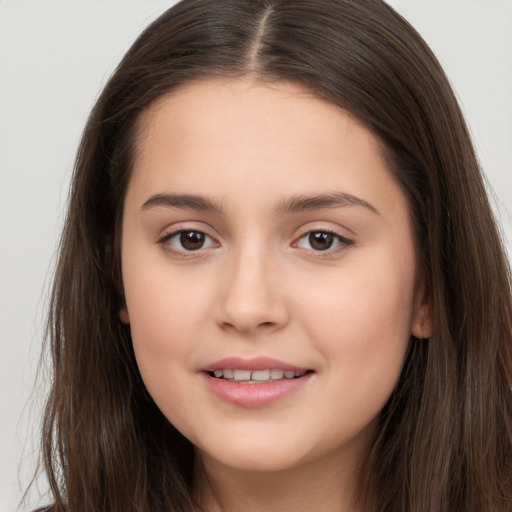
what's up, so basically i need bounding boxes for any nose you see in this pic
[215,245,289,335]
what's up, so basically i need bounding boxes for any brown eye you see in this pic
[160,229,218,254]
[308,232,335,251]
[295,230,353,253]
[179,230,206,250]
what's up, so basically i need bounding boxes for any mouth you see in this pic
[201,357,314,406]
[207,368,312,383]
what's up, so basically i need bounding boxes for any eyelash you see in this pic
[158,229,219,257]
[294,229,354,255]
[157,228,354,257]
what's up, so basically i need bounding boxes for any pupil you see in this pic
[180,231,204,250]
[309,232,334,251]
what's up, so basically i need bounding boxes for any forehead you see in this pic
[128,78,406,221]
[135,78,386,161]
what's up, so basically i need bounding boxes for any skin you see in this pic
[120,78,431,511]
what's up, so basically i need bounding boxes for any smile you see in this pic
[201,358,314,407]
[209,369,308,383]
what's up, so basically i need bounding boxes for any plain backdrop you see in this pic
[1,1,511,510]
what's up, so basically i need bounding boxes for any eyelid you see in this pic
[157,224,220,256]
[294,230,353,247]
[156,220,217,241]
[291,225,355,255]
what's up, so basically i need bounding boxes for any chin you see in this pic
[195,434,313,473]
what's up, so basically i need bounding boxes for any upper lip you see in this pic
[201,356,309,372]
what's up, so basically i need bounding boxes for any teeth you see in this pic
[233,369,252,381]
[211,368,307,382]
[251,370,270,381]
[270,369,284,379]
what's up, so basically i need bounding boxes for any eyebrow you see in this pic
[140,191,379,216]
[274,192,379,215]
[141,193,223,213]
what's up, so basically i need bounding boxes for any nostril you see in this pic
[220,320,275,330]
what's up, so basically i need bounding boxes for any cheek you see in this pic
[297,252,416,391]
[122,262,212,376]
[125,278,211,423]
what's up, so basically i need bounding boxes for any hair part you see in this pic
[37,1,512,511]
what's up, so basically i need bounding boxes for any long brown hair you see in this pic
[37,0,512,510]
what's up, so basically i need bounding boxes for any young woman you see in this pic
[35,0,512,511]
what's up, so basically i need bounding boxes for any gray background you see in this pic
[1,1,511,510]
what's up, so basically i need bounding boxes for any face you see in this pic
[120,79,430,476]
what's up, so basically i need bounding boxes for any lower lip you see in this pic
[201,372,313,407]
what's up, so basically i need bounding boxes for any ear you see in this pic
[119,307,130,324]
[411,281,432,339]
